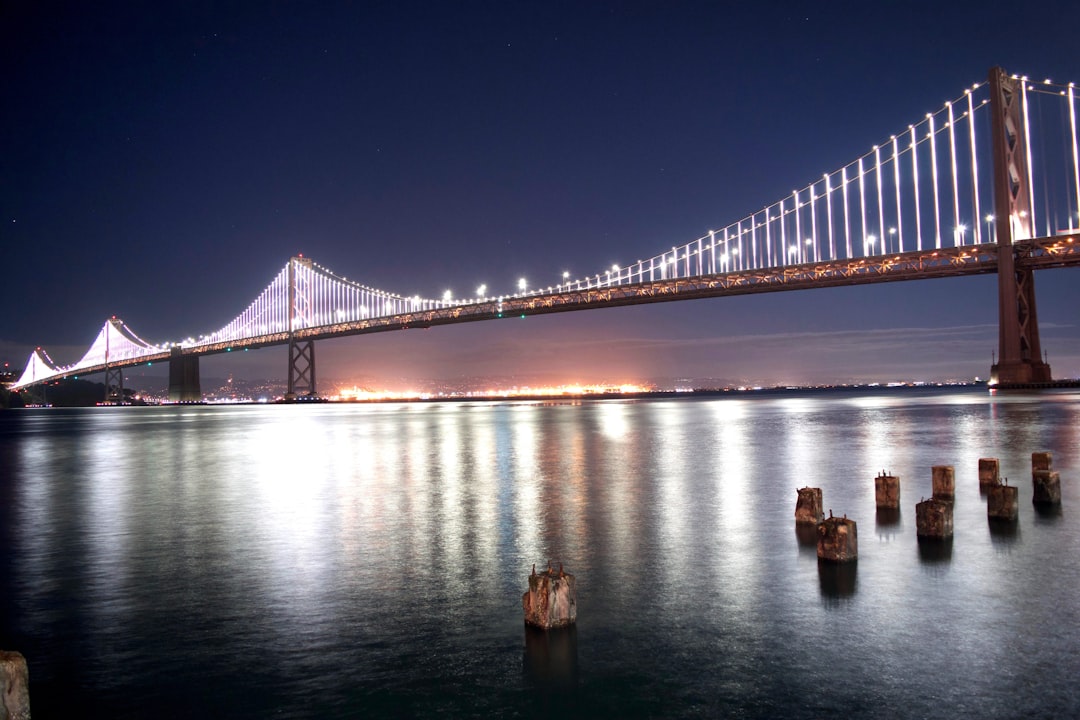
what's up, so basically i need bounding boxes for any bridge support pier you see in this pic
[168,348,202,402]
[104,365,124,403]
[989,67,1052,386]
[285,338,316,400]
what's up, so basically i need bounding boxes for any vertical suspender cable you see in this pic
[858,158,868,255]
[825,174,835,260]
[928,113,942,248]
[967,90,982,243]
[842,166,852,258]
[874,146,885,253]
[892,136,903,252]
[910,126,923,251]
[947,101,961,244]
[1069,84,1080,231]
[1021,78,1036,237]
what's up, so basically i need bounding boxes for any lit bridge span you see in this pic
[12,68,1080,400]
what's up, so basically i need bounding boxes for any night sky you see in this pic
[4,1,1080,388]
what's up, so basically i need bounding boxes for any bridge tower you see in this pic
[989,67,1051,386]
[285,256,317,400]
[102,323,125,403]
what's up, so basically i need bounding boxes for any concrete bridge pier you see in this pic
[285,338,316,401]
[104,364,124,403]
[168,347,202,402]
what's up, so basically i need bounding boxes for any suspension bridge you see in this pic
[11,68,1080,401]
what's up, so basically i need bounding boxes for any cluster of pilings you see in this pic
[795,487,858,563]
[980,451,1061,523]
[796,450,1064,558]
[916,465,956,539]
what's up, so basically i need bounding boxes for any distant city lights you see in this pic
[331,382,653,402]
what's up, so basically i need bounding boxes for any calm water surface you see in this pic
[2,388,1079,718]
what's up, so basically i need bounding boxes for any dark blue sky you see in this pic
[3,1,1080,387]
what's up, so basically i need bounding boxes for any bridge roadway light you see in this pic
[985,214,994,240]
[443,289,453,305]
[954,224,968,245]
[477,284,487,298]
[518,277,527,294]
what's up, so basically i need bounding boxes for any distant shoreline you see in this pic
[16,379,1080,409]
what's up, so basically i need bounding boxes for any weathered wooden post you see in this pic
[915,497,954,539]
[1032,470,1061,505]
[874,471,900,509]
[523,563,577,629]
[931,465,955,499]
[1032,451,1052,473]
[0,650,30,720]
[795,487,824,525]
[817,513,857,563]
[1029,451,1060,505]
[978,458,1000,487]
[988,480,1019,521]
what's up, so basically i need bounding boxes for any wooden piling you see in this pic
[931,465,955,499]
[1032,470,1061,505]
[915,497,953,539]
[1032,451,1052,473]
[978,458,1000,487]
[0,650,30,720]
[795,487,824,525]
[817,514,857,563]
[523,563,577,629]
[987,481,1019,521]
[874,471,900,509]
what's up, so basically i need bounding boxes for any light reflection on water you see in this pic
[2,388,1080,718]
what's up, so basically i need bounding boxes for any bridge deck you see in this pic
[34,234,1080,383]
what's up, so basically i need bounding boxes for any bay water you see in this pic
[2,387,1078,718]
